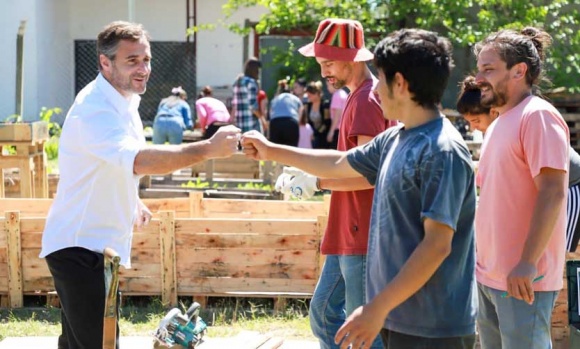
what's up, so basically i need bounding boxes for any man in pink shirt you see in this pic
[474,27,569,349]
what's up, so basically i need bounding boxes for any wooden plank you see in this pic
[159,211,177,307]
[18,218,45,234]
[175,249,318,267]
[201,199,326,219]
[175,218,318,235]
[189,191,203,217]
[141,197,190,217]
[176,263,317,279]
[0,199,52,218]
[129,248,160,264]
[6,211,23,307]
[132,231,160,249]
[176,233,319,249]
[178,277,316,295]
[20,231,42,248]
[18,158,33,198]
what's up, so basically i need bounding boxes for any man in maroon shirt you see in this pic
[275,18,395,349]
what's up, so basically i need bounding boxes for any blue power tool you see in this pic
[154,302,208,349]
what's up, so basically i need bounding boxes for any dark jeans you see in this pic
[46,247,119,349]
[203,121,231,140]
[269,117,299,146]
[380,329,476,349]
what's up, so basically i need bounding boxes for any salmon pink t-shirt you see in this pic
[475,95,569,291]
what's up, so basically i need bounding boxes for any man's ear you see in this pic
[393,72,408,95]
[512,62,527,81]
[99,54,112,73]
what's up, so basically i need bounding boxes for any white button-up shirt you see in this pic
[40,73,146,267]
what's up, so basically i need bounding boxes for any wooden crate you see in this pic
[0,210,327,308]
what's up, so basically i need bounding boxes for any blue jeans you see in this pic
[152,115,184,145]
[477,282,558,349]
[309,255,383,349]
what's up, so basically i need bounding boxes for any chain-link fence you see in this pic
[74,40,196,126]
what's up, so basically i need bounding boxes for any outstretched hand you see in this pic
[240,131,271,160]
[207,125,241,159]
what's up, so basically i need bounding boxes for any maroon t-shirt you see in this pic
[321,77,395,255]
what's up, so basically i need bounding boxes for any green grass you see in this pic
[0,297,315,341]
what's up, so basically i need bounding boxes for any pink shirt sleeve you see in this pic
[521,108,569,178]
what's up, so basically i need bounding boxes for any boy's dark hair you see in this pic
[474,27,552,88]
[97,21,150,71]
[373,29,454,108]
[456,76,491,115]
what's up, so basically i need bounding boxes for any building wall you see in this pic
[0,0,264,122]
[0,0,40,121]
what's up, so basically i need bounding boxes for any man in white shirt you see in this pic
[39,21,240,349]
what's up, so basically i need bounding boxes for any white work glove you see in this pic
[274,167,319,200]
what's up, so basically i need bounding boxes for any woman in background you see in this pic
[304,81,331,149]
[269,79,303,146]
[152,86,192,144]
[195,85,231,139]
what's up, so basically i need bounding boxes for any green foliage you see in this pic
[182,178,211,188]
[220,0,580,92]
[4,114,23,123]
[39,107,63,161]
[236,181,272,191]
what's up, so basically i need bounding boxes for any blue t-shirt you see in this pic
[347,117,477,338]
[270,93,302,121]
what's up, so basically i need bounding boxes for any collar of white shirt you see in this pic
[95,73,141,115]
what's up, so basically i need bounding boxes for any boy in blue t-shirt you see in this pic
[241,28,477,349]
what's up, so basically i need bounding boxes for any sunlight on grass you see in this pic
[0,298,315,341]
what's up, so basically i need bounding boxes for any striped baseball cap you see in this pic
[298,18,373,62]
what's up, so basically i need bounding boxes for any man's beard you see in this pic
[331,79,347,89]
[480,82,508,108]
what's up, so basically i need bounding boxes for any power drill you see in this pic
[154,302,208,349]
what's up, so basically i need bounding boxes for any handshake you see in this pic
[275,167,320,200]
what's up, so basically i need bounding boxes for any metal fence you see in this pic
[74,40,196,126]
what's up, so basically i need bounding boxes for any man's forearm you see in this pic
[521,186,566,264]
[267,143,358,179]
[133,141,212,175]
[319,177,373,191]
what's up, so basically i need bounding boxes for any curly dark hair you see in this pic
[373,29,454,108]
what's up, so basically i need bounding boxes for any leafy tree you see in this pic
[219,0,580,92]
